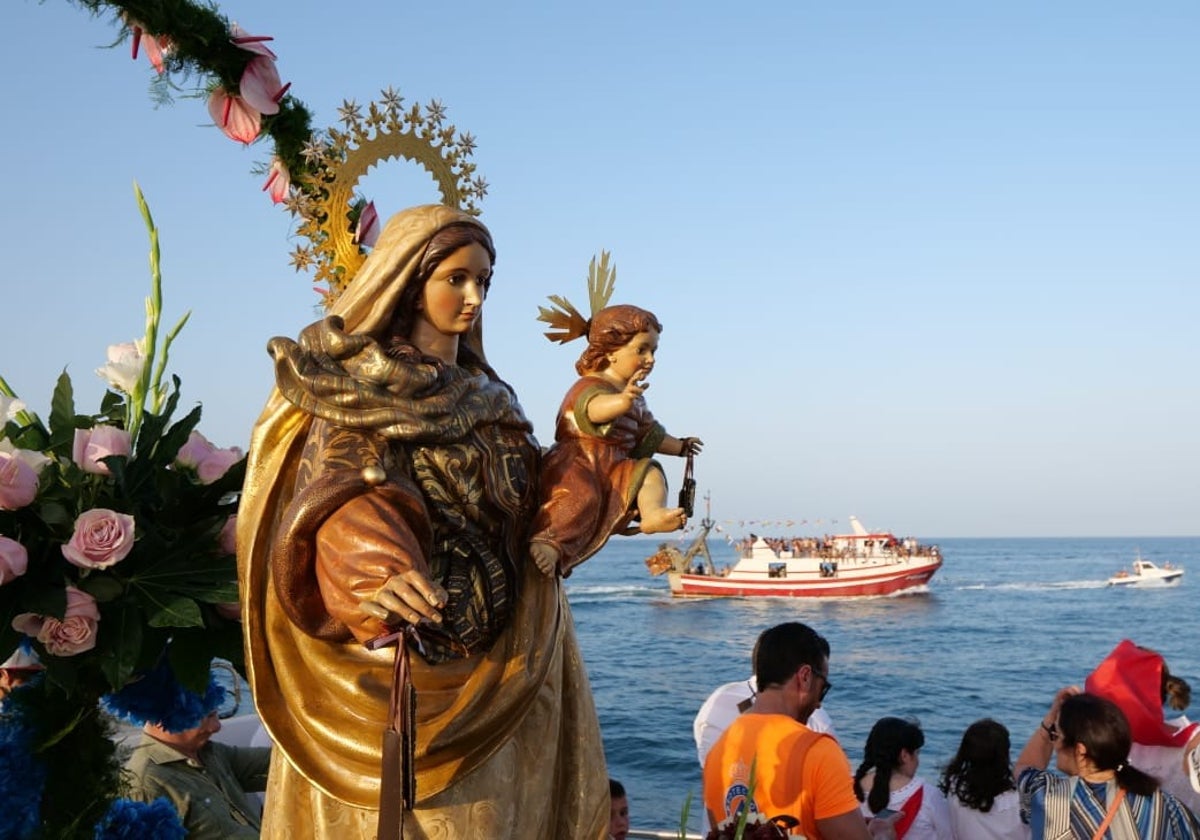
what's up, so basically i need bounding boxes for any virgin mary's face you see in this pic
[418,242,492,337]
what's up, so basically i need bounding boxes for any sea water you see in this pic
[567,535,1200,833]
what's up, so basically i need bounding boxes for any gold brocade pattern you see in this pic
[238,205,608,838]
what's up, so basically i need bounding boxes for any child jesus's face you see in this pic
[607,328,660,386]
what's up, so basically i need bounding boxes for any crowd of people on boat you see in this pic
[693,626,1200,839]
[737,534,941,562]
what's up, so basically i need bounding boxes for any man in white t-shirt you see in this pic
[694,675,836,767]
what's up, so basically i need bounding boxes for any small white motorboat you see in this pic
[1107,554,1184,587]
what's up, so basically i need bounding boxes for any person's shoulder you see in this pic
[206,739,271,763]
[697,680,754,715]
[126,734,189,770]
[920,776,949,799]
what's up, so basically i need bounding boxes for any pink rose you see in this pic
[62,508,137,569]
[197,446,244,484]
[0,452,38,510]
[0,440,51,474]
[72,426,132,475]
[218,515,237,556]
[0,537,28,585]
[12,586,100,657]
[175,431,215,468]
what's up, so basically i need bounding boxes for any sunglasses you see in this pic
[809,665,833,701]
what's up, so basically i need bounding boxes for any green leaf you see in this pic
[157,403,202,464]
[678,790,694,840]
[37,500,74,527]
[145,594,204,629]
[96,603,143,691]
[47,370,76,442]
[9,421,49,452]
[134,407,171,462]
[79,574,125,603]
[99,388,124,415]
[167,630,222,694]
[129,555,239,604]
[101,453,130,491]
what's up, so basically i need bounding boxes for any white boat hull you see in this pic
[1106,557,1184,588]
[667,552,942,598]
[648,515,943,599]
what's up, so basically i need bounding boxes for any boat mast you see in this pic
[681,492,716,574]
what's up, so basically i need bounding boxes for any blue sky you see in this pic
[3,1,1197,537]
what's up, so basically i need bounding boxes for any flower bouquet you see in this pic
[705,813,799,840]
[0,185,244,838]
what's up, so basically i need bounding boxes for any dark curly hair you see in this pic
[937,718,1015,812]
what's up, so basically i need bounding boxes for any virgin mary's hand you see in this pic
[359,569,448,625]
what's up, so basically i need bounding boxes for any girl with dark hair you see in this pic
[938,718,1028,839]
[1015,688,1200,839]
[854,717,952,839]
[529,302,702,577]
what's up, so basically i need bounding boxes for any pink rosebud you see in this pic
[262,157,291,204]
[215,602,243,622]
[239,54,286,116]
[175,430,216,469]
[0,537,28,585]
[354,201,380,248]
[62,508,137,570]
[197,447,244,484]
[218,515,237,556]
[12,586,100,657]
[207,87,262,144]
[0,452,38,511]
[72,426,132,475]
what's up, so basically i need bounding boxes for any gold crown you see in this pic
[284,87,488,304]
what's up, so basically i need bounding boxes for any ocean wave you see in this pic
[953,579,1110,591]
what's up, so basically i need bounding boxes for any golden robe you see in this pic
[237,205,608,839]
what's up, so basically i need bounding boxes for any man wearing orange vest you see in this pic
[703,622,895,839]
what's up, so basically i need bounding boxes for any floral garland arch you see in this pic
[65,0,488,305]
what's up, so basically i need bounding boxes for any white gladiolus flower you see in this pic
[0,439,51,474]
[0,394,26,424]
[96,340,147,395]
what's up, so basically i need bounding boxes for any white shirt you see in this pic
[1128,715,1200,816]
[693,676,835,767]
[858,777,953,840]
[946,790,1029,840]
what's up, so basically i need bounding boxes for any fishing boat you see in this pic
[645,503,942,598]
[1107,553,1184,587]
